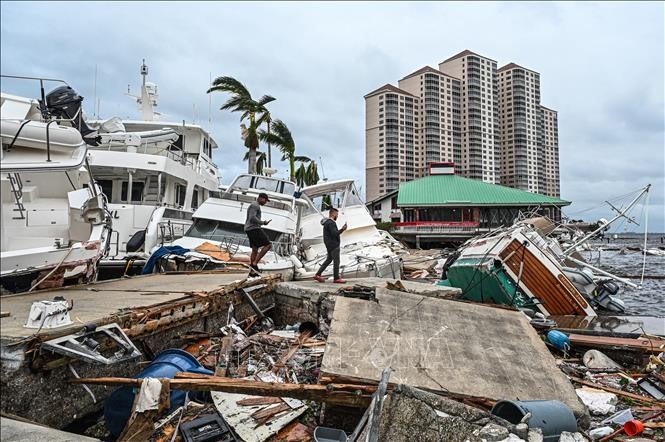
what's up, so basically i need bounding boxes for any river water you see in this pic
[586,234,665,316]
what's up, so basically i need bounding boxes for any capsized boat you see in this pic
[1,78,111,293]
[439,222,598,317]
[296,179,405,280]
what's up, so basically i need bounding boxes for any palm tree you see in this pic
[295,160,320,187]
[243,150,267,175]
[208,76,274,174]
[259,119,311,182]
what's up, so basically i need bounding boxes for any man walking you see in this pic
[245,193,272,276]
[314,207,347,283]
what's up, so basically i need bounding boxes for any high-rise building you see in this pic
[365,50,560,202]
[498,63,542,193]
[398,67,462,177]
[541,106,560,197]
[439,50,500,184]
[364,84,420,201]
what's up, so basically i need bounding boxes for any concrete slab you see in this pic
[275,277,460,304]
[0,417,100,441]
[320,288,586,418]
[0,272,245,338]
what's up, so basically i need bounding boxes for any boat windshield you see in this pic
[303,183,364,216]
[230,175,295,196]
[186,218,283,244]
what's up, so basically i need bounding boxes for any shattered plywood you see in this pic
[211,391,306,442]
[320,288,586,417]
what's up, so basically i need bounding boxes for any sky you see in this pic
[1,1,663,231]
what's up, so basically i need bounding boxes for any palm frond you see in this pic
[257,95,276,107]
[294,155,311,163]
[208,76,251,98]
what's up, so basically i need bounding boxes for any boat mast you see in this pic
[562,184,651,256]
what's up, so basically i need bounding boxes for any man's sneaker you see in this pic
[333,279,347,284]
[314,275,326,283]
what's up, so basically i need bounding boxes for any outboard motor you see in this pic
[593,280,625,313]
[42,86,99,144]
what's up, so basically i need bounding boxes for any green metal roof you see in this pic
[397,174,570,207]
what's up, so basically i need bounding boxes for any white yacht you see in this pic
[0,77,111,293]
[296,179,405,280]
[164,174,306,279]
[85,61,221,275]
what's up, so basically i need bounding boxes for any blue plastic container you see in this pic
[104,349,213,437]
[491,400,577,442]
[546,330,570,352]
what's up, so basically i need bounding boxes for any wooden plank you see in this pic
[72,376,375,408]
[251,403,290,421]
[568,334,665,353]
[570,377,663,405]
[236,397,283,406]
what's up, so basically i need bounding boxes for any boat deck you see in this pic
[0,272,245,339]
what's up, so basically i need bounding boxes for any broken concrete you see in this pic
[365,384,514,442]
[0,417,100,442]
[320,288,587,419]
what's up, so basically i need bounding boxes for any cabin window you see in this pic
[121,182,145,202]
[186,219,282,244]
[191,187,200,209]
[170,134,184,151]
[96,179,113,200]
[175,183,187,207]
[203,138,213,158]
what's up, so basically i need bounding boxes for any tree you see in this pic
[243,150,267,175]
[259,119,311,182]
[295,160,320,187]
[208,76,274,174]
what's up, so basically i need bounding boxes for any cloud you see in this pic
[2,1,663,230]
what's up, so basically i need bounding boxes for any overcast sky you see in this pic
[2,1,663,231]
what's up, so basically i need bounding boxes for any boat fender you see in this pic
[126,230,146,253]
[547,330,571,352]
[289,254,303,269]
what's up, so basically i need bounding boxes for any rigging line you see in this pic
[639,190,650,288]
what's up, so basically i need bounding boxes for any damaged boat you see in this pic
[295,179,405,280]
[1,77,111,293]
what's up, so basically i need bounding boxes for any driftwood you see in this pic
[567,334,665,354]
[72,374,376,408]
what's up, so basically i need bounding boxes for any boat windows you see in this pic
[96,179,113,201]
[121,181,145,202]
[186,219,282,244]
[203,137,212,158]
[191,187,199,209]
[175,183,187,207]
[230,175,296,197]
[170,135,184,151]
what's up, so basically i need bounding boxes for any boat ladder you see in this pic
[7,172,26,219]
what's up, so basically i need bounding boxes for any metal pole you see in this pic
[267,114,272,168]
[563,185,650,256]
[566,255,639,289]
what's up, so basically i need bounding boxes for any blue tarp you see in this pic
[141,245,189,274]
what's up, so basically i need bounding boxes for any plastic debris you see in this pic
[582,350,623,370]
[575,387,618,415]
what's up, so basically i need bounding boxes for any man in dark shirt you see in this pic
[244,193,272,275]
[314,207,347,283]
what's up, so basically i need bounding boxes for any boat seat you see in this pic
[0,97,33,120]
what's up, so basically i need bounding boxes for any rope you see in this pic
[639,191,650,288]
[28,247,74,292]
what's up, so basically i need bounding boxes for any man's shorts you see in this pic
[246,228,271,249]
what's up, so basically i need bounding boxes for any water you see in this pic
[585,234,665,316]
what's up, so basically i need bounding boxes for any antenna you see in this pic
[208,72,212,131]
[319,156,327,181]
[93,64,98,118]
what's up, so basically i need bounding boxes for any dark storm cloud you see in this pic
[1,1,663,230]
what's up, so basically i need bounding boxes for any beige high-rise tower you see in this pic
[365,84,420,201]
[365,50,560,202]
[541,106,560,197]
[439,50,500,183]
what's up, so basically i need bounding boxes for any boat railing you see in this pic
[185,232,293,260]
